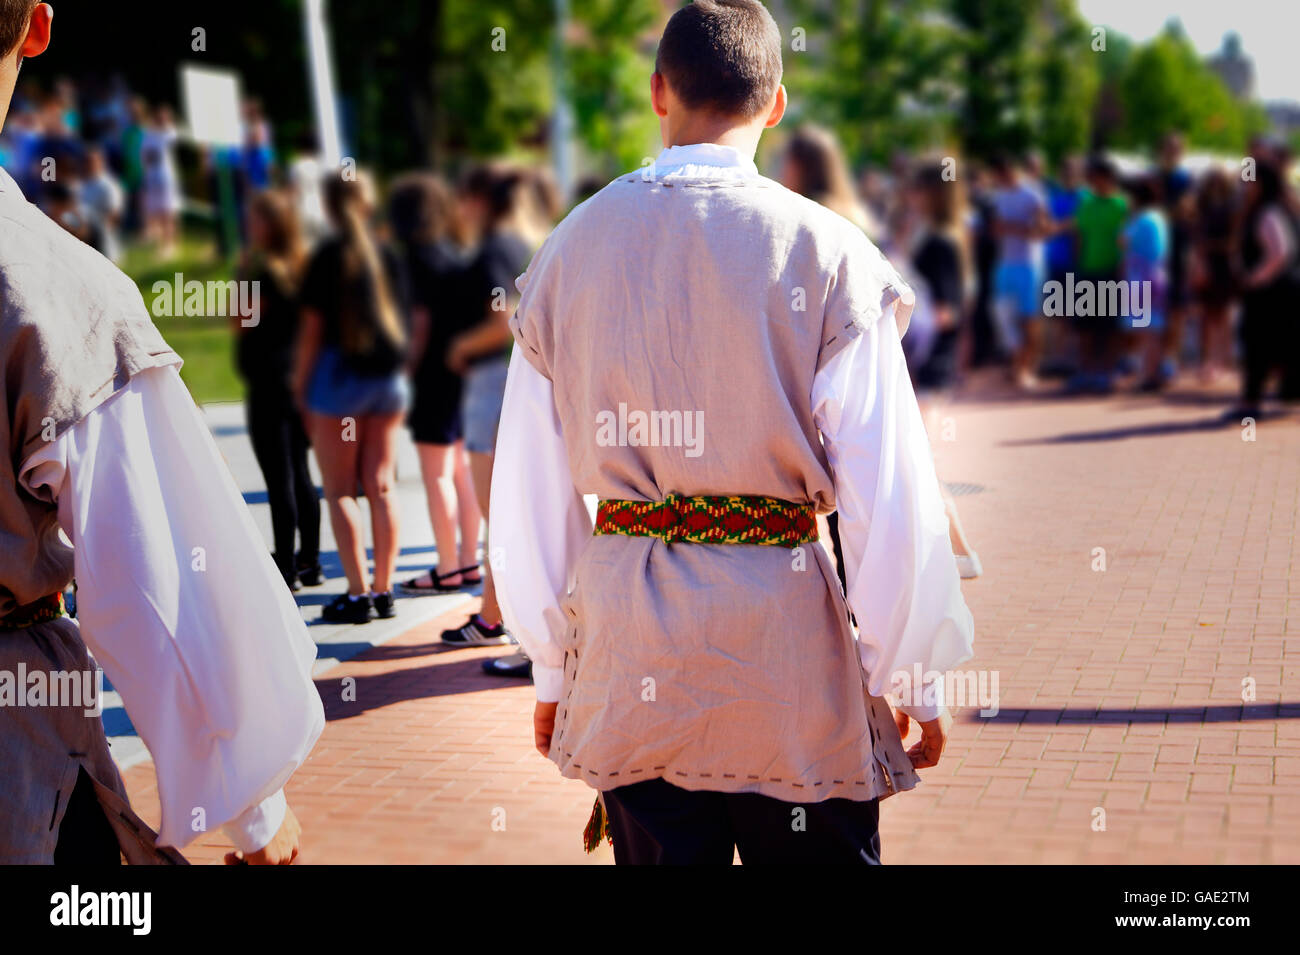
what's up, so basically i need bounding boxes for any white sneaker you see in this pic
[954,553,983,579]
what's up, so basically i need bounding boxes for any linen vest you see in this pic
[511,171,920,803]
[0,168,180,620]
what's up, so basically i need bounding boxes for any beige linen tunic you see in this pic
[509,167,921,804]
[0,166,183,862]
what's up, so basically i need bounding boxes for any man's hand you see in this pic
[224,805,302,865]
[534,700,558,757]
[895,708,952,770]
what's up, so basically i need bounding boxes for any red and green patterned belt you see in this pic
[593,493,817,548]
[2,592,68,630]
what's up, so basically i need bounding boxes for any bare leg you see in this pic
[311,413,368,596]
[414,442,462,586]
[452,442,483,569]
[468,449,499,624]
[359,412,404,594]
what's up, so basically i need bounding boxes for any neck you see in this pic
[662,115,760,159]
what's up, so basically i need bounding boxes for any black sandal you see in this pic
[398,565,480,593]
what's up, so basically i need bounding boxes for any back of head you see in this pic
[322,169,406,356]
[655,0,783,120]
[387,172,453,248]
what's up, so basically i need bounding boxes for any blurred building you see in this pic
[1207,32,1255,100]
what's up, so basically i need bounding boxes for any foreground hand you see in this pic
[224,806,302,865]
[534,701,559,757]
[895,709,952,770]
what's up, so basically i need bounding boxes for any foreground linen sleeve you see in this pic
[20,365,324,852]
[490,349,592,703]
[813,310,975,721]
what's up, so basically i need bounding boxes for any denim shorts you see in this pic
[306,347,409,418]
[461,357,509,453]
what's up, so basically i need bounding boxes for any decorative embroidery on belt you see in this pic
[2,592,68,630]
[594,493,817,547]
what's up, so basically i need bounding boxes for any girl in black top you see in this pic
[234,188,321,591]
[294,170,411,624]
[387,173,485,594]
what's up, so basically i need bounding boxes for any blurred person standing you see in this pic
[118,95,147,235]
[236,189,322,593]
[1044,156,1085,373]
[989,154,1050,389]
[140,103,181,257]
[389,173,484,599]
[1231,164,1300,419]
[1189,167,1238,384]
[437,165,536,649]
[1069,155,1129,394]
[1120,175,1170,392]
[77,145,124,262]
[294,170,410,624]
[1157,133,1194,383]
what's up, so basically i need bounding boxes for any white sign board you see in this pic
[181,64,243,148]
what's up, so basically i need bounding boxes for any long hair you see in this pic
[248,188,306,291]
[784,125,867,230]
[913,161,974,302]
[322,169,406,357]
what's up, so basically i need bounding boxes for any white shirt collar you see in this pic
[653,143,759,178]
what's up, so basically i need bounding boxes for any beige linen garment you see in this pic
[509,168,922,804]
[1,166,182,862]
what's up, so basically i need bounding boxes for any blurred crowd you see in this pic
[0,73,282,261]
[784,130,1300,420]
[7,75,1299,665]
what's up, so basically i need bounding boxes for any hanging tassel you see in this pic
[583,794,612,853]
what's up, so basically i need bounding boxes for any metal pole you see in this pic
[551,0,574,203]
[304,0,344,168]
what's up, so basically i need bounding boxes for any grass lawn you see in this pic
[121,232,245,406]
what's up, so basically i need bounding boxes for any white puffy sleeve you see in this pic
[20,365,324,852]
[813,308,975,720]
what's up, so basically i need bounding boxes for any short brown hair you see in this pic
[655,0,783,120]
[0,0,37,58]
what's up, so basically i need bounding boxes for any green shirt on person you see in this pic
[1075,190,1130,276]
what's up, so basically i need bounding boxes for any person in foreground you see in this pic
[492,0,975,865]
[0,1,323,864]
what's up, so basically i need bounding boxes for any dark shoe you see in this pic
[296,558,324,588]
[482,651,531,678]
[398,564,480,594]
[281,567,301,592]
[321,593,372,625]
[372,591,396,619]
[441,615,510,647]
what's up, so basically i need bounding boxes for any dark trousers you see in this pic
[1240,298,1300,407]
[53,767,120,864]
[601,777,881,865]
[247,387,321,580]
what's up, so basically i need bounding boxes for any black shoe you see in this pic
[296,558,324,588]
[372,591,396,619]
[321,593,372,625]
[281,567,301,593]
[482,651,532,678]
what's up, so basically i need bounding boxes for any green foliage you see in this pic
[1115,28,1267,153]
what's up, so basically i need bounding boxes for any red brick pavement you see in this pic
[123,374,1300,864]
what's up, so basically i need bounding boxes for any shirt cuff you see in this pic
[896,674,946,723]
[221,789,288,854]
[533,664,565,703]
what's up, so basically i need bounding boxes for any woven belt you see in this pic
[594,493,817,547]
[2,592,68,630]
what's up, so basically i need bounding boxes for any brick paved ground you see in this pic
[123,372,1300,864]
